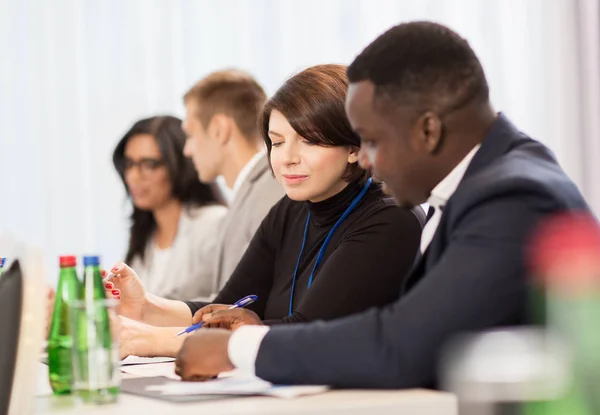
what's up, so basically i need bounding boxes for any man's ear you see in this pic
[416,111,443,154]
[209,114,233,145]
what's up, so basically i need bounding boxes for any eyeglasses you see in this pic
[122,158,165,175]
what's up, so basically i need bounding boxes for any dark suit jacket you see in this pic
[253,114,590,389]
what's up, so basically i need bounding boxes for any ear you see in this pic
[416,111,443,154]
[347,146,360,164]
[208,114,233,145]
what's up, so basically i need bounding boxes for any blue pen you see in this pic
[175,294,258,336]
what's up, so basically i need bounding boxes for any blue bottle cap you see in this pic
[83,256,100,267]
[0,258,5,267]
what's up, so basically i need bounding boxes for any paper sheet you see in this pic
[120,361,180,380]
[265,385,331,399]
[120,356,175,366]
[41,354,175,367]
[217,369,243,378]
[118,357,329,399]
[120,362,240,381]
[145,374,329,399]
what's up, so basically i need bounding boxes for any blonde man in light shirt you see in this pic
[180,70,285,296]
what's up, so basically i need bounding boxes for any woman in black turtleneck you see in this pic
[188,65,423,328]
[108,65,423,358]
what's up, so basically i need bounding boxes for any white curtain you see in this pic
[0,0,596,281]
[574,0,600,214]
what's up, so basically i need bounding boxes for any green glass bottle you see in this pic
[73,255,119,403]
[522,213,600,415]
[82,255,106,304]
[48,255,81,395]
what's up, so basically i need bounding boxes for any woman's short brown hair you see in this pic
[260,64,369,184]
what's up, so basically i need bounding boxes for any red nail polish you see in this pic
[116,296,121,300]
[105,282,113,289]
[111,290,120,295]
[111,267,119,272]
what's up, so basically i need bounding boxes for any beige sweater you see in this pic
[130,204,227,300]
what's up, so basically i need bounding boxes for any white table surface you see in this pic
[35,363,457,415]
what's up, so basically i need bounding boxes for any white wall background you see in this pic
[0,0,597,282]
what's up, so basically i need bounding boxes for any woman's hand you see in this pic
[117,316,185,359]
[103,262,148,321]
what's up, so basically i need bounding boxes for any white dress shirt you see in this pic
[228,144,481,376]
[420,144,481,253]
[230,151,266,203]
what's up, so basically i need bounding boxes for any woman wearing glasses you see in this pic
[112,115,227,300]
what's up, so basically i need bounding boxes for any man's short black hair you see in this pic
[347,21,489,115]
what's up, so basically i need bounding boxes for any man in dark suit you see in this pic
[174,21,590,388]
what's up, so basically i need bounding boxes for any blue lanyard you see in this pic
[288,177,373,316]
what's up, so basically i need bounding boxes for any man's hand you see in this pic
[175,329,234,381]
[192,305,263,331]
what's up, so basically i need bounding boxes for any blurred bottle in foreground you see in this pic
[523,212,600,415]
[71,255,120,404]
[48,255,81,395]
[442,212,600,414]
[0,257,6,277]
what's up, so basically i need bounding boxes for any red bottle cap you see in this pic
[529,212,600,292]
[59,255,77,268]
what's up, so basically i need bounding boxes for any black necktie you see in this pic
[426,205,435,223]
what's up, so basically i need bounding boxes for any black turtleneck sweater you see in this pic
[185,180,422,325]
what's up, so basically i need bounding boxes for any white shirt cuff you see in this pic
[228,325,271,375]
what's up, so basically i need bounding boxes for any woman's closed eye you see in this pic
[271,141,284,148]
[300,138,317,146]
